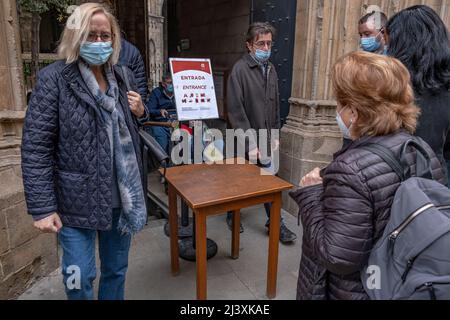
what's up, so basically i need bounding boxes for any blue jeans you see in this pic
[149,126,171,156]
[58,208,131,300]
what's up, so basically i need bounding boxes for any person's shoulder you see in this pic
[416,87,450,103]
[119,39,142,65]
[39,60,66,75]
[150,86,163,97]
[231,55,250,73]
[36,60,69,84]
[331,131,412,171]
[121,39,139,53]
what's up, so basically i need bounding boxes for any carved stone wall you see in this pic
[147,0,166,89]
[0,0,58,300]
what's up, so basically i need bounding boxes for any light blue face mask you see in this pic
[165,84,174,94]
[336,111,353,140]
[80,41,113,66]
[360,32,382,53]
[254,49,271,62]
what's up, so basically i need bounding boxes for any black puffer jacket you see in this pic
[292,130,446,300]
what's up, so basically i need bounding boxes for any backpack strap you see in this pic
[361,143,406,181]
[400,138,433,180]
[361,138,434,181]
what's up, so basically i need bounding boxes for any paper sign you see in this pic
[169,58,219,121]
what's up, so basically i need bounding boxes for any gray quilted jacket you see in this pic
[292,130,446,300]
[21,60,145,230]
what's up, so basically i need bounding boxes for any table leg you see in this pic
[168,183,179,276]
[267,192,281,299]
[231,209,241,259]
[195,210,207,300]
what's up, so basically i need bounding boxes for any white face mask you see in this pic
[336,109,353,140]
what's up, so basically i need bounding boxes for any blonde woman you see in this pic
[21,3,149,300]
[293,51,446,299]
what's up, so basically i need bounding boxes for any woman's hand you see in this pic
[33,213,63,233]
[127,91,145,118]
[300,167,323,187]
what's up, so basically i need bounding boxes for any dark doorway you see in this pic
[115,0,148,72]
[166,0,179,59]
[251,0,297,125]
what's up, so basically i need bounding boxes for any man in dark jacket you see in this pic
[146,73,176,155]
[119,38,148,102]
[226,22,297,243]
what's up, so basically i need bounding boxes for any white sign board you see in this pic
[169,58,219,121]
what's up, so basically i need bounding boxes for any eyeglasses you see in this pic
[87,32,113,42]
[253,40,273,49]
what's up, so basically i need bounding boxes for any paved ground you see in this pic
[19,173,302,300]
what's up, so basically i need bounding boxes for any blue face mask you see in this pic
[360,34,382,53]
[254,49,271,63]
[165,84,174,94]
[80,41,113,66]
[336,111,353,140]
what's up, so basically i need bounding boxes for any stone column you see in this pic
[0,0,58,299]
[147,0,165,89]
[280,0,450,215]
[280,0,344,215]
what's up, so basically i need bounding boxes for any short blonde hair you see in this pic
[332,51,420,137]
[58,3,121,65]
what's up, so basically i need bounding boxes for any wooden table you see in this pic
[163,159,293,300]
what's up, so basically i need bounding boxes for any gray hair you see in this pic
[246,22,276,43]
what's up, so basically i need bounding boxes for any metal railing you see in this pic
[22,53,59,98]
